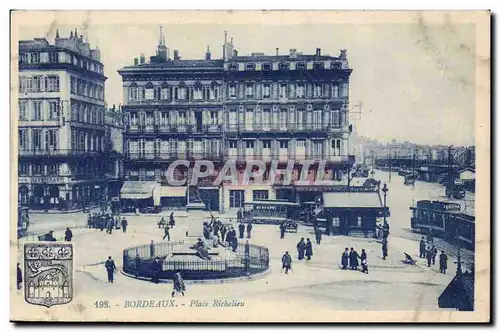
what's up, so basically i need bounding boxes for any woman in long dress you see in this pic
[171,272,186,297]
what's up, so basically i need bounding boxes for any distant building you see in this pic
[17,29,113,210]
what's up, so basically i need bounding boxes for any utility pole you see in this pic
[389,147,392,183]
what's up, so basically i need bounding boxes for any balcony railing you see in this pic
[18,149,108,157]
[125,151,224,161]
[224,152,353,163]
[225,123,346,133]
[126,124,223,134]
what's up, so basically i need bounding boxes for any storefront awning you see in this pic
[322,192,383,209]
[120,181,157,200]
[161,186,187,198]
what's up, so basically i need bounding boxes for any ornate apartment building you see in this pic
[119,31,354,212]
[17,30,119,210]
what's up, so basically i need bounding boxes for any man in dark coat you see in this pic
[296,238,306,260]
[341,248,349,269]
[426,247,433,267]
[382,221,390,240]
[246,222,253,239]
[64,227,73,242]
[360,249,368,274]
[349,247,360,270]
[169,212,175,228]
[16,263,22,290]
[315,227,322,245]
[46,231,56,241]
[419,237,426,258]
[121,217,128,233]
[162,227,170,241]
[135,254,141,277]
[305,238,313,261]
[382,240,388,260]
[87,213,92,228]
[105,256,116,283]
[151,257,162,284]
[439,251,448,274]
[281,251,292,274]
[431,245,438,265]
[279,222,286,239]
[220,224,227,242]
[237,208,243,223]
[238,223,245,239]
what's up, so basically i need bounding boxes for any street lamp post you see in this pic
[382,183,389,224]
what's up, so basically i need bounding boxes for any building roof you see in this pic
[458,167,475,174]
[227,54,339,62]
[119,59,224,72]
[322,192,383,209]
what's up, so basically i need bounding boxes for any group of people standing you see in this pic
[296,238,314,261]
[341,247,369,274]
[87,212,128,234]
[419,237,448,274]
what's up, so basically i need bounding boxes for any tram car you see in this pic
[410,200,475,250]
[243,200,300,225]
[17,204,29,238]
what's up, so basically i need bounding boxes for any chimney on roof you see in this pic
[205,45,211,60]
[70,31,73,38]
[134,57,139,65]
[316,48,321,56]
[173,50,180,60]
[55,29,60,39]
[275,47,279,56]
[140,53,145,64]
[289,48,297,56]
[233,49,238,57]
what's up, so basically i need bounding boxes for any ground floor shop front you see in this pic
[17,178,121,211]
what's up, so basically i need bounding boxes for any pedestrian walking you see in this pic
[121,217,128,233]
[281,251,292,274]
[220,224,227,242]
[419,237,426,258]
[305,238,313,261]
[171,272,186,297]
[431,245,438,265]
[349,247,360,270]
[150,240,155,257]
[135,254,141,277]
[315,227,322,245]
[87,213,92,228]
[237,208,243,223]
[360,249,368,274]
[169,212,175,228]
[238,222,245,239]
[426,247,433,267]
[341,248,349,269]
[105,256,116,283]
[16,263,22,290]
[246,222,253,239]
[296,238,306,260]
[439,251,448,274]
[162,227,170,241]
[382,240,388,260]
[64,227,73,242]
[279,222,286,239]
[382,221,390,240]
[151,257,162,284]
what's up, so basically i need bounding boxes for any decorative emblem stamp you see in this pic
[24,243,73,308]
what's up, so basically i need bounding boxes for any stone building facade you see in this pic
[17,30,116,210]
[119,31,354,213]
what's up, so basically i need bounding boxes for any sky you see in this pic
[16,17,477,146]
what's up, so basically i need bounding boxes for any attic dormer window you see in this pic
[245,63,255,71]
[314,62,324,70]
[262,63,271,71]
[331,62,342,70]
[296,62,306,70]
[229,64,238,71]
[279,63,290,71]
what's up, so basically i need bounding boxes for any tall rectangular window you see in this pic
[178,87,187,100]
[263,84,271,98]
[253,190,269,201]
[46,76,60,92]
[245,84,254,98]
[340,83,349,98]
[229,190,245,208]
[19,101,27,120]
[313,84,322,98]
[33,101,42,120]
[229,84,236,98]
[46,130,57,150]
[18,130,28,150]
[33,129,42,150]
[332,84,339,98]
[279,83,287,98]
[48,101,59,120]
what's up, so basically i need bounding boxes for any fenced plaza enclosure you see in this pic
[123,240,270,281]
